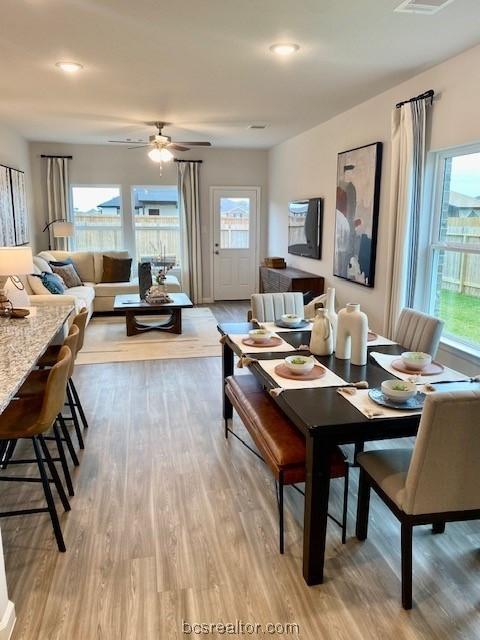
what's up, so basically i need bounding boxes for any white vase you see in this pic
[325,287,338,347]
[335,303,368,366]
[309,308,333,356]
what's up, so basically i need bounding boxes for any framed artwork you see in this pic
[0,164,29,247]
[10,168,29,245]
[334,142,382,287]
[0,165,15,247]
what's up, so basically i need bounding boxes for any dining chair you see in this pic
[0,346,72,552]
[355,389,480,609]
[249,292,305,322]
[394,308,444,357]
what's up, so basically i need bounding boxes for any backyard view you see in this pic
[432,152,480,348]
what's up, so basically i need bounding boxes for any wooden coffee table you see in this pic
[113,293,193,336]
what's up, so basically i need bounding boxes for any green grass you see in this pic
[438,289,480,345]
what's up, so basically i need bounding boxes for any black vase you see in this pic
[138,262,152,300]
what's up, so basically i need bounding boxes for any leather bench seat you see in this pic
[225,374,346,486]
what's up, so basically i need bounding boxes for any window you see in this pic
[132,186,180,266]
[71,186,123,252]
[220,197,250,249]
[426,147,480,351]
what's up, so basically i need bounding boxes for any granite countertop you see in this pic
[0,304,73,414]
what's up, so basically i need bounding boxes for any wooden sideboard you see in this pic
[259,266,324,297]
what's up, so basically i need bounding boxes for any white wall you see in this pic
[29,143,268,301]
[0,121,34,251]
[268,43,480,374]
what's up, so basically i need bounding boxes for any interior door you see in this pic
[212,187,259,300]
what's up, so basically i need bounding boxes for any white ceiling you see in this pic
[1,0,479,148]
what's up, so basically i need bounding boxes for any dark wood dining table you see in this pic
[218,321,479,586]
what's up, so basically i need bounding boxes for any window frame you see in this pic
[422,143,480,356]
[69,183,124,251]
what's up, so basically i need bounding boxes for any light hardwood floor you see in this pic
[2,302,479,639]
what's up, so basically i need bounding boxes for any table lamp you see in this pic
[0,247,34,316]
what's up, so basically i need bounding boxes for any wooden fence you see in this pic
[441,218,480,297]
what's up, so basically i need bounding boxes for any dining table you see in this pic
[218,321,480,586]
[0,304,74,415]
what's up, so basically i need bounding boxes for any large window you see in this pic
[426,147,480,351]
[132,186,180,265]
[71,185,123,252]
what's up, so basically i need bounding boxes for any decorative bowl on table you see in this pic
[401,351,432,371]
[284,355,315,375]
[280,313,303,327]
[248,328,273,343]
[381,379,417,402]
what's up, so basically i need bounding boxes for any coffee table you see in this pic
[113,293,193,336]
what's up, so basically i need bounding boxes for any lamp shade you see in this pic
[53,221,74,238]
[0,247,34,276]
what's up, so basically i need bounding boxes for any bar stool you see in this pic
[0,346,72,552]
[16,324,81,496]
[38,308,89,447]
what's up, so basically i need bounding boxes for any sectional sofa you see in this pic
[23,250,181,322]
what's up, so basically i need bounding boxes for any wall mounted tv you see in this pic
[288,197,323,259]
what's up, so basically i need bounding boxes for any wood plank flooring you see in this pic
[2,301,479,639]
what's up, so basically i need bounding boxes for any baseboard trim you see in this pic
[0,601,16,640]
[202,297,214,304]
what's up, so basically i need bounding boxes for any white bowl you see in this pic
[381,379,417,402]
[284,355,315,375]
[249,328,273,343]
[281,313,303,327]
[401,351,432,371]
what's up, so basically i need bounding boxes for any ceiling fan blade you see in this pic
[128,144,151,149]
[108,140,147,144]
[175,141,212,147]
[167,144,190,152]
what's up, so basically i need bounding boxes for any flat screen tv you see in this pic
[288,197,322,259]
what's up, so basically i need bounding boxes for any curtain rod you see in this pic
[40,154,73,159]
[396,89,434,109]
[173,159,203,164]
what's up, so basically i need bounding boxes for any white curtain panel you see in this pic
[178,161,203,304]
[384,99,428,337]
[46,157,70,250]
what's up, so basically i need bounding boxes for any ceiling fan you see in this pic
[108,121,212,163]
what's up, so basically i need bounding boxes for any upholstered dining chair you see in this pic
[0,346,72,552]
[249,292,305,322]
[355,390,480,609]
[394,308,444,357]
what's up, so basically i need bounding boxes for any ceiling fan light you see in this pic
[159,148,174,162]
[148,147,163,162]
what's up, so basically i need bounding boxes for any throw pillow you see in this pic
[49,258,83,283]
[33,256,53,274]
[51,263,83,288]
[28,274,51,295]
[40,272,66,295]
[101,255,132,283]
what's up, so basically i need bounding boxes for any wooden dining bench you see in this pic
[225,374,349,553]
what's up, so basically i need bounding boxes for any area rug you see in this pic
[76,307,221,365]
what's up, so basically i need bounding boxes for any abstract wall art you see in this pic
[334,142,382,287]
[0,164,29,247]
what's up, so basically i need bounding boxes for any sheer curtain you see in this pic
[384,97,431,336]
[177,161,203,303]
[46,157,70,250]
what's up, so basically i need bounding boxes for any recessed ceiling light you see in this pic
[55,61,84,73]
[269,43,300,56]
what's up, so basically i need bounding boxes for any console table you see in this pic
[259,266,324,297]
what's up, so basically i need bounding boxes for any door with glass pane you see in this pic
[212,187,259,300]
